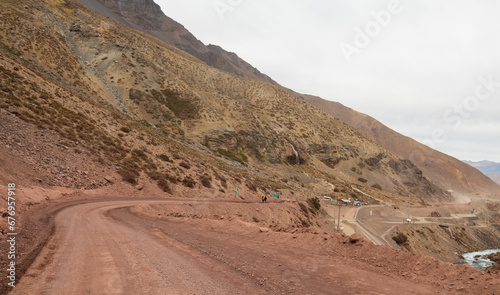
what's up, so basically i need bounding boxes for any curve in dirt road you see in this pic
[11,199,496,295]
[13,200,267,295]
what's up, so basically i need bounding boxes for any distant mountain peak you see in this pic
[463,160,500,175]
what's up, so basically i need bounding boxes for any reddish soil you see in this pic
[4,198,499,295]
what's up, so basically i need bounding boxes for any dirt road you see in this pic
[13,200,266,295]
[10,200,499,294]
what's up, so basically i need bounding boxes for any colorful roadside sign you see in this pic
[234,188,239,194]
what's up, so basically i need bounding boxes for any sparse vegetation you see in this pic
[217,148,248,165]
[392,232,408,245]
[120,126,131,133]
[246,181,257,192]
[182,176,196,188]
[179,161,191,169]
[308,197,321,211]
[118,169,139,185]
[158,154,171,162]
[157,178,172,193]
[200,174,212,188]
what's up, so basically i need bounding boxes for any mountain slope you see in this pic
[301,94,500,198]
[0,0,452,203]
[74,0,500,200]
[76,0,277,85]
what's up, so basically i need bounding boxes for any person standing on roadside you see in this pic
[264,196,267,203]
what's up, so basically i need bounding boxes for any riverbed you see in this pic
[462,249,500,270]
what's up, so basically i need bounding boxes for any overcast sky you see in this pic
[155,0,500,162]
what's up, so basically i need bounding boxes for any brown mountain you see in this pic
[0,0,454,203]
[76,0,277,85]
[300,94,500,198]
[74,0,500,200]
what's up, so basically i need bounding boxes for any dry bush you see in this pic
[157,178,172,193]
[392,232,408,245]
[182,176,196,188]
[179,161,191,169]
[118,169,138,185]
[158,154,170,162]
[200,174,212,188]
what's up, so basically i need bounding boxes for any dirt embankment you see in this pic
[356,202,500,264]
[122,202,500,294]
[390,224,500,263]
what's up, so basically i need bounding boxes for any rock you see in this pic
[349,233,362,244]
[259,228,269,233]
[69,23,81,32]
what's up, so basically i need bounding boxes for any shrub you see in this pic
[182,176,196,188]
[157,178,172,193]
[166,174,179,184]
[132,148,148,159]
[371,183,382,190]
[120,126,131,133]
[392,232,408,245]
[298,203,309,215]
[118,169,138,185]
[358,177,368,183]
[179,161,191,169]
[308,197,321,211]
[246,181,257,192]
[158,154,170,162]
[200,174,212,188]
[220,179,227,189]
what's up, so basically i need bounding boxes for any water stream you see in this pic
[290,144,300,165]
[461,249,500,270]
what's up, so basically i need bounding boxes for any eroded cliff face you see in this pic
[391,224,500,264]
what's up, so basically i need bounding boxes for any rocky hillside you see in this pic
[301,94,500,199]
[74,0,500,201]
[0,0,454,203]
[76,0,277,85]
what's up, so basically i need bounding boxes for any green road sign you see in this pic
[234,188,239,194]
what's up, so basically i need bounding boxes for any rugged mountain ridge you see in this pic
[0,0,453,203]
[76,0,277,85]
